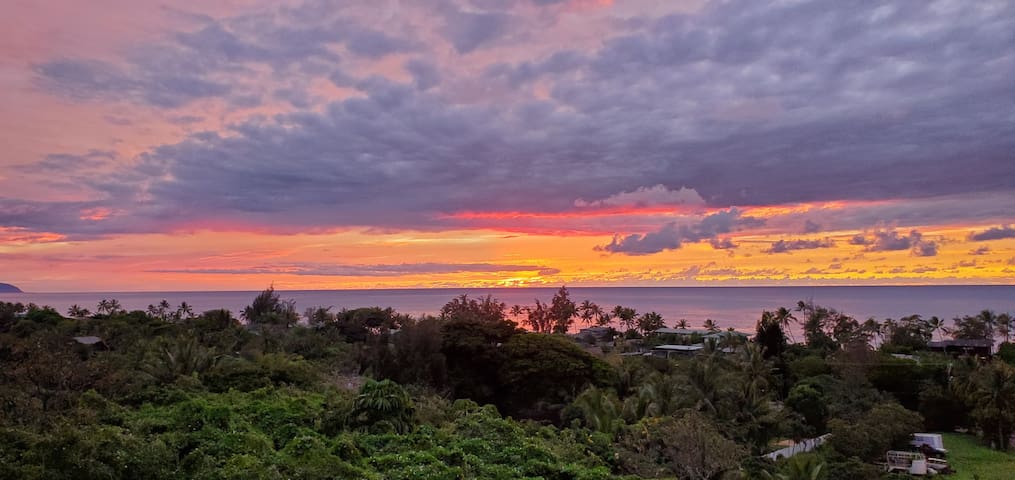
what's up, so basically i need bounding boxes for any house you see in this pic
[926,339,992,357]
[651,344,704,358]
[703,331,750,342]
[576,326,614,343]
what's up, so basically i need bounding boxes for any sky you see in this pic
[1,0,1014,292]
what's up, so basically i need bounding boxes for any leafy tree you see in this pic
[619,410,746,480]
[242,286,298,328]
[499,333,617,419]
[958,361,1015,450]
[998,342,1015,366]
[331,307,404,343]
[786,384,827,434]
[366,316,447,389]
[828,401,923,460]
[303,306,335,327]
[440,311,519,403]
[795,301,838,351]
[950,310,997,342]
[439,294,506,323]
[548,286,578,334]
[882,314,932,351]
[0,301,26,332]
[523,299,553,333]
[636,312,665,335]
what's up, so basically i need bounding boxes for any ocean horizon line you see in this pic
[9,283,1015,295]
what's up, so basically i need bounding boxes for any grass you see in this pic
[938,433,1015,480]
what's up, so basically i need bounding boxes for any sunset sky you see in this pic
[2,0,1014,292]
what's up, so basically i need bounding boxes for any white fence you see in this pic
[764,434,832,461]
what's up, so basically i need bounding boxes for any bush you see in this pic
[828,401,923,460]
[998,342,1015,366]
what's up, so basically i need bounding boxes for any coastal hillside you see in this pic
[0,283,21,293]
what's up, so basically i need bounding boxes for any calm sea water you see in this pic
[2,286,1012,333]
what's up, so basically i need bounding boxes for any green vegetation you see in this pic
[938,433,1015,480]
[0,291,1012,479]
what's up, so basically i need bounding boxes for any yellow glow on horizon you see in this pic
[2,220,1013,292]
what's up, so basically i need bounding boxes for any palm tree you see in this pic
[963,362,1015,450]
[578,300,597,326]
[676,319,689,329]
[703,318,719,332]
[612,305,638,332]
[96,299,111,315]
[738,343,772,396]
[176,302,194,320]
[66,304,90,318]
[926,316,945,342]
[773,306,797,343]
[107,299,122,315]
[573,386,624,435]
[978,309,999,339]
[158,299,171,320]
[998,313,1013,343]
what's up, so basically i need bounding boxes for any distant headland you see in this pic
[0,283,22,293]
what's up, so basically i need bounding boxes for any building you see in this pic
[651,344,704,358]
[926,339,992,357]
[576,326,614,343]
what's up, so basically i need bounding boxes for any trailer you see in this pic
[885,451,950,476]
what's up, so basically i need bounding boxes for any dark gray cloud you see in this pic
[709,238,737,250]
[442,8,511,54]
[969,225,1015,241]
[10,0,1015,238]
[596,209,762,255]
[35,58,231,108]
[34,11,417,108]
[765,238,835,254]
[803,220,821,234]
[969,246,990,256]
[854,229,938,257]
[404,59,441,90]
[149,262,556,277]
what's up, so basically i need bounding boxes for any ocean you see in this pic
[2,286,1012,333]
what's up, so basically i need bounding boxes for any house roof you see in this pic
[653,328,711,335]
[72,336,103,345]
[652,344,705,352]
[704,331,749,339]
[927,339,992,348]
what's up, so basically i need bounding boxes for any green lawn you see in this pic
[938,433,1015,480]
